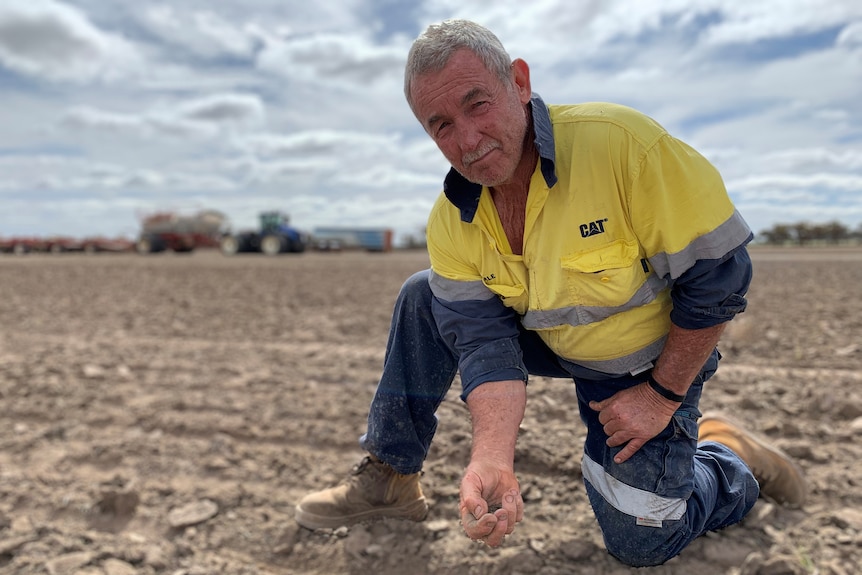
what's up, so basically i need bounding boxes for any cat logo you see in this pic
[579,218,608,238]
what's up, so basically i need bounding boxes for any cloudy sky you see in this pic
[1,0,861,244]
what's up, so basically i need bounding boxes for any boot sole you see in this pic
[294,498,429,530]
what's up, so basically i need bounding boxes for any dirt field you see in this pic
[1,247,860,575]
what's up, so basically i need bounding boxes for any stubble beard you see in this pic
[459,132,526,188]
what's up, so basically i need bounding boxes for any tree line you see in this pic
[758,221,862,245]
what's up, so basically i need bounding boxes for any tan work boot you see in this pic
[698,412,806,506]
[294,455,428,529]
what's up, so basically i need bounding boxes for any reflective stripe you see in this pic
[564,336,665,375]
[582,453,687,521]
[522,274,667,329]
[649,210,752,280]
[428,270,495,301]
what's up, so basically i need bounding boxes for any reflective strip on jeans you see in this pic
[582,453,687,521]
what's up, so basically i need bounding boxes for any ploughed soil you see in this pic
[0,247,860,575]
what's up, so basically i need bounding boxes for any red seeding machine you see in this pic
[0,235,134,255]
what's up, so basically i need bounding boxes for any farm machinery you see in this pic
[0,235,134,255]
[136,210,227,254]
[220,211,309,256]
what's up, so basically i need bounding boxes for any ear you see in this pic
[511,58,532,105]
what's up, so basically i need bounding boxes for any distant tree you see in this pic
[818,221,849,244]
[792,222,815,245]
[759,220,858,245]
[759,224,793,245]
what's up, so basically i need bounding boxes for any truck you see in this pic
[312,227,393,252]
[220,211,309,256]
[136,210,228,254]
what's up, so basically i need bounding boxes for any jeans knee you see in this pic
[589,490,688,567]
[398,270,432,306]
[605,534,680,568]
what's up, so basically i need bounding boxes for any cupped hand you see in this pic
[458,460,523,547]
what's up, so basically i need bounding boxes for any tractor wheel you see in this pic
[220,235,240,256]
[260,234,285,256]
[136,234,165,254]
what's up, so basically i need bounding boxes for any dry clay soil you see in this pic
[1,247,861,575]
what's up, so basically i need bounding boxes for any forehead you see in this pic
[411,50,503,119]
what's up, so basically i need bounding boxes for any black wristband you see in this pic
[647,375,686,403]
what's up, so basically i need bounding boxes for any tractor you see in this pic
[220,211,308,256]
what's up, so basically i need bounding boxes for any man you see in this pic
[295,19,806,567]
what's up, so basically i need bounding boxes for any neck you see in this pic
[491,141,539,198]
[490,120,537,201]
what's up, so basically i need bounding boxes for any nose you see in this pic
[455,119,482,151]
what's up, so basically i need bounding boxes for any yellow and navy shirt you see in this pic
[427,95,753,398]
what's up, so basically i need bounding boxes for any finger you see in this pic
[500,490,520,534]
[605,425,632,447]
[482,510,509,547]
[514,490,525,523]
[613,438,645,464]
[459,495,487,522]
[588,400,605,413]
[460,507,496,540]
[459,479,488,521]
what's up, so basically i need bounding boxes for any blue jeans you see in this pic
[360,270,758,567]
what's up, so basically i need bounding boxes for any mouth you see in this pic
[462,142,501,167]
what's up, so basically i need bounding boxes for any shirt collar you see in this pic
[442,93,558,223]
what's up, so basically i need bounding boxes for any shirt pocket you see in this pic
[483,282,528,315]
[560,239,646,307]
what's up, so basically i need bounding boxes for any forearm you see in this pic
[651,322,726,396]
[466,379,527,467]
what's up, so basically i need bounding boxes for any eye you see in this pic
[435,121,451,137]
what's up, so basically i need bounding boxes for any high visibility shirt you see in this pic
[426,95,753,399]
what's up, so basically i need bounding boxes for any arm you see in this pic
[427,273,530,544]
[459,379,526,547]
[590,247,752,463]
[591,322,725,464]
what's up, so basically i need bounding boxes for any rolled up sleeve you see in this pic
[669,243,753,330]
[429,273,527,401]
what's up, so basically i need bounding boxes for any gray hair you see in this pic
[404,19,513,113]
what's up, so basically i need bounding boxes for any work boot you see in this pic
[294,455,428,529]
[698,412,806,506]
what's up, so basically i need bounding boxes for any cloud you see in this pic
[0,1,859,243]
[177,93,265,124]
[59,93,266,140]
[837,19,862,48]
[0,0,142,82]
[256,32,406,84]
[140,5,259,60]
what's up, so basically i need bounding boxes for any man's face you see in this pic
[410,49,531,187]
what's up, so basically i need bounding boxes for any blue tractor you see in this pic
[220,211,308,256]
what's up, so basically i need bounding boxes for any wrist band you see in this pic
[647,375,686,403]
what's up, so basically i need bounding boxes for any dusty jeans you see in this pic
[360,270,758,566]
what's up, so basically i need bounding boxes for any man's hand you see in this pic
[459,459,523,547]
[589,382,680,464]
